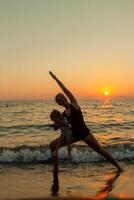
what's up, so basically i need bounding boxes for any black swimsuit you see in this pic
[63,104,91,140]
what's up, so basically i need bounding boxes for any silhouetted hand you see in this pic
[49,71,57,80]
[49,124,59,130]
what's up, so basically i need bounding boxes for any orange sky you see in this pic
[0,1,134,100]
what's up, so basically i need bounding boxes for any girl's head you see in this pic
[55,93,69,106]
[50,109,63,123]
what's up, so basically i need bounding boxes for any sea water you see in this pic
[0,97,133,164]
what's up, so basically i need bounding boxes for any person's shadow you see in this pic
[95,171,121,199]
[51,170,59,197]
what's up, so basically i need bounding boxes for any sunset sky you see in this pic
[0,0,134,100]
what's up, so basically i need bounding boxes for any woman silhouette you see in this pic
[49,71,122,172]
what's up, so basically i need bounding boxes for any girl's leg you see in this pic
[66,135,72,157]
[83,133,122,171]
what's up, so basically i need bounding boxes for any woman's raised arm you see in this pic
[49,71,78,104]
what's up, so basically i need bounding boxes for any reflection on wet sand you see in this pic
[95,171,121,199]
[51,171,59,197]
[50,170,121,199]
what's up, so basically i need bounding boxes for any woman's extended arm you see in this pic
[49,71,78,105]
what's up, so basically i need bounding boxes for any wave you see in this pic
[87,121,134,130]
[1,120,133,132]
[0,124,50,131]
[100,121,134,127]
[0,143,133,164]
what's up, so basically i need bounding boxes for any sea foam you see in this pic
[0,143,133,163]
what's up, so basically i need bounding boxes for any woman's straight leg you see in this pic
[83,133,122,171]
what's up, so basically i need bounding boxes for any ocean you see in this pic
[0,97,133,199]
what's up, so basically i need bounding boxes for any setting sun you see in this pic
[104,91,110,96]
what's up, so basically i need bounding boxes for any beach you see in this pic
[0,162,133,200]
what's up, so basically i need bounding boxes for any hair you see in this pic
[50,109,62,121]
[55,93,65,102]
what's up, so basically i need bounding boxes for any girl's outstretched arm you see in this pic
[49,71,79,105]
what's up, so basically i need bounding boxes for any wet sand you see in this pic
[0,162,133,200]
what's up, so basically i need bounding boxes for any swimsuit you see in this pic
[63,104,91,140]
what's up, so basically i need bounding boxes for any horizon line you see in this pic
[0,95,134,101]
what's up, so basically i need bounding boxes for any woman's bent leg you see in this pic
[49,137,77,172]
[83,133,122,171]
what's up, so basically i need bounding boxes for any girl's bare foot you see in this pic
[66,154,72,160]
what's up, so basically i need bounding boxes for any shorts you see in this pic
[72,127,91,140]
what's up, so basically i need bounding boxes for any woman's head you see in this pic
[55,93,69,106]
[50,109,62,123]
